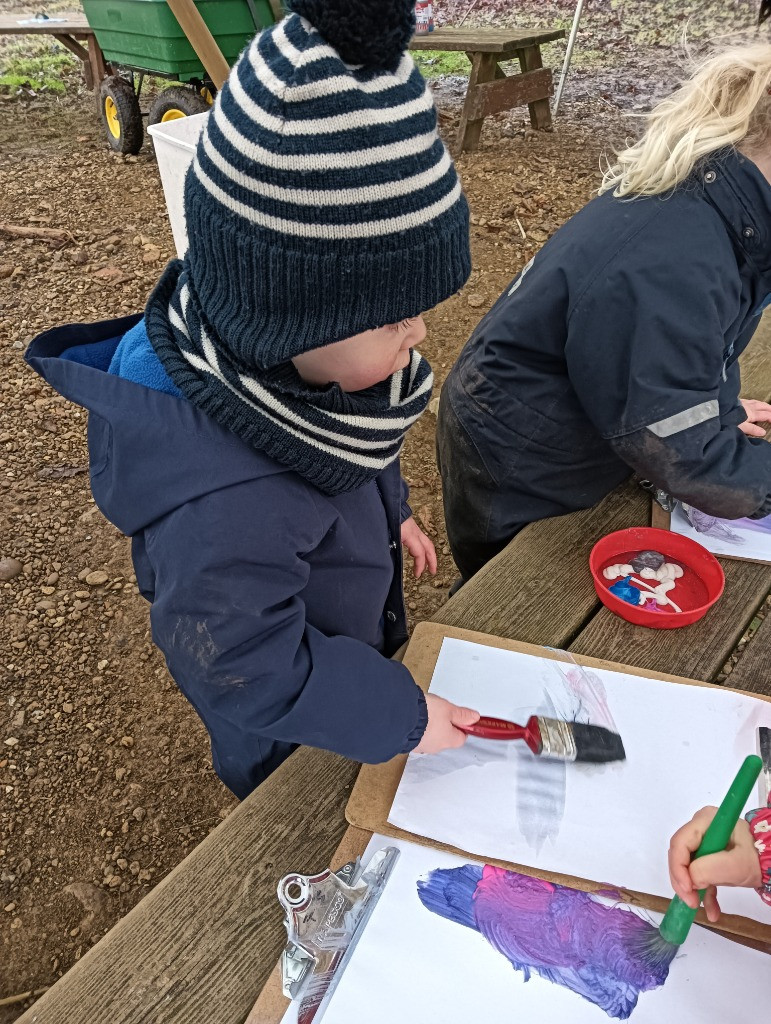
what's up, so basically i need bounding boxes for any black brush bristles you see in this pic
[572,722,627,763]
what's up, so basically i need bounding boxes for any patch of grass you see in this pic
[0,43,80,97]
[413,50,471,78]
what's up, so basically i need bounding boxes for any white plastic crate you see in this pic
[148,111,209,257]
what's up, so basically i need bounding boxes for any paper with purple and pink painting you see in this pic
[670,501,771,563]
[388,638,771,925]
[280,836,768,1024]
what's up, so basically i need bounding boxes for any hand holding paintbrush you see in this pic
[667,730,771,924]
[668,808,762,921]
[658,755,764,948]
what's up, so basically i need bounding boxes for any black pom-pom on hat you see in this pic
[288,0,415,70]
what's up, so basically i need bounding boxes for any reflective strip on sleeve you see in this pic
[646,400,719,438]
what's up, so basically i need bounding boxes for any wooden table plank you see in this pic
[465,66,553,121]
[409,26,565,52]
[721,611,771,695]
[15,748,358,1024]
[431,476,648,647]
[0,13,91,35]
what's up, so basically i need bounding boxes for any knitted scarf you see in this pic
[145,261,433,496]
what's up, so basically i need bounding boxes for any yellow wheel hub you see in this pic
[104,96,121,139]
[200,87,214,105]
[161,108,186,122]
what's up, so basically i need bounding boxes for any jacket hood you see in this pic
[25,314,285,536]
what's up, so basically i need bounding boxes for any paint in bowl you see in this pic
[589,527,724,629]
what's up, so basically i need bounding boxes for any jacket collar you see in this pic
[700,147,771,282]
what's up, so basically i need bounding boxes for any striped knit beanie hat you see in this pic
[183,0,471,370]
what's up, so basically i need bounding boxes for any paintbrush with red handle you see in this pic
[458,714,626,763]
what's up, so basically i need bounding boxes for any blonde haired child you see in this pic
[438,44,771,581]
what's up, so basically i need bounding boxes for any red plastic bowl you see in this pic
[589,527,724,629]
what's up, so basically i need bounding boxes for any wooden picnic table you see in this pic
[0,12,110,97]
[409,26,566,151]
[16,321,771,1023]
[0,16,563,152]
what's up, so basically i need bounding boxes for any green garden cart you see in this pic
[80,0,279,154]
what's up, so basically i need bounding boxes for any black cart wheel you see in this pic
[148,86,210,127]
[100,75,144,155]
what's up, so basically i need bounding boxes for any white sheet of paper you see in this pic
[388,638,771,923]
[670,502,771,563]
[281,835,770,1024]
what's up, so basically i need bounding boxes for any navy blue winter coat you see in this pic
[26,316,426,798]
[438,148,771,579]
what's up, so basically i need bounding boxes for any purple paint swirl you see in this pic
[417,865,675,1020]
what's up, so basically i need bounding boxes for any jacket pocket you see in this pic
[87,412,113,479]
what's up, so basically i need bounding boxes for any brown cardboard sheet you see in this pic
[346,622,771,945]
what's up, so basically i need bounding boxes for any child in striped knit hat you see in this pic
[26,0,479,797]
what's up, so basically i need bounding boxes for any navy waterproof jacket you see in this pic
[26,317,426,798]
[442,148,771,539]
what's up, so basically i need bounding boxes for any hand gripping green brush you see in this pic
[658,754,763,945]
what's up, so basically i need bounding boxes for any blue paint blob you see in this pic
[417,865,676,1020]
[608,576,642,606]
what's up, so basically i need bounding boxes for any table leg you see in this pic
[456,51,498,153]
[517,44,552,129]
[87,34,110,109]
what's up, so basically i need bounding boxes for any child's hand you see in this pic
[414,695,480,754]
[401,516,437,578]
[739,398,771,437]
[668,806,762,922]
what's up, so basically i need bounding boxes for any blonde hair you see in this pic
[600,43,771,197]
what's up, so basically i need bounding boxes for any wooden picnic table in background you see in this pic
[0,12,110,101]
[16,319,771,1023]
[410,26,566,151]
[0,16,564,152]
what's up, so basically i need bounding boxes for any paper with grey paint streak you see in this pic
[388,638,771,924]
[670,502,771,563]
[280,835,769,1024]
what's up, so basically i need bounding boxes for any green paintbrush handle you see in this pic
[659,754,762,946]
